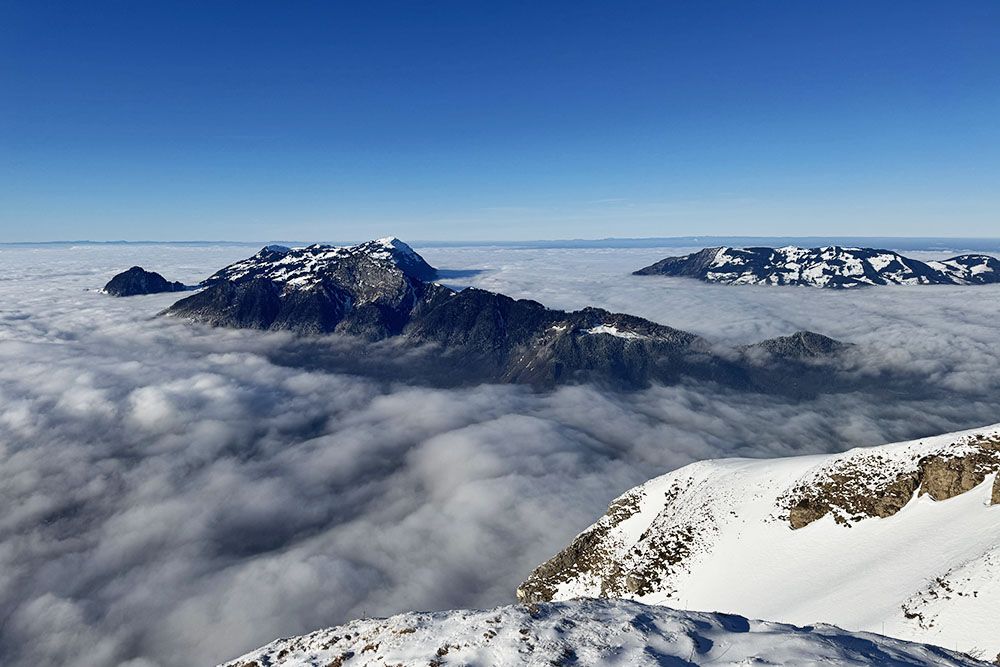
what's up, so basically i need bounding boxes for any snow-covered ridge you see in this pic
[633,245,1000,287]
[928,254,1000,284]
[218,598,988,667]
[202,237,438,288]
[518,424,1000,657]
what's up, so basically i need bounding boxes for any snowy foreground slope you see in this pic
[519,425,1000,658]
[219,598,988,667]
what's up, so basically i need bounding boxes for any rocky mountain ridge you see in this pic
[517,424,1000,656]
[160,239,851,391]
[634,246,1000,288]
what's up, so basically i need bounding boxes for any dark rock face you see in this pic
[103,266,187,296]
[163,239,850,391]
[993,473,1000,506]
[634,246,1000,288]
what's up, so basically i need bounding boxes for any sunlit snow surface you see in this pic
[1,242,1000,666]
[221,599,987,667]
[536,424,1000,656]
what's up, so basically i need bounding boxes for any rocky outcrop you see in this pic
[518,471,718,605]
[103,266,188,296]
[785,434,1000,529]
[919,447,1000,502]
[517,494,642,603]
[634,246,1000,288]
[994,472,1000,506]
[787,470,919,530]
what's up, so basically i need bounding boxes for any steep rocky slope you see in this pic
[219,598,988,667]
[634,246,1000,287]
[518,425,1000,656]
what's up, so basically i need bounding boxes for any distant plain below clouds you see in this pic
[1,242,1000,667]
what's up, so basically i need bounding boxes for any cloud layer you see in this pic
[1,243,999,666]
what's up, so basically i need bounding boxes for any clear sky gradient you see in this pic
[2,1,998,242]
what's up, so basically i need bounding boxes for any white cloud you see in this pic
[0,243,999,665]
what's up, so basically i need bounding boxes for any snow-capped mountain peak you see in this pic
[201,238,438,289]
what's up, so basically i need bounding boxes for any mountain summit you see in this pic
[634,246,1000,288]
[202,237,438,288]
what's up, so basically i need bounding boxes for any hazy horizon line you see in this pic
[0,234,1000,245]
[3,235,1000,251]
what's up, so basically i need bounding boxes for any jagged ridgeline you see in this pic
[634,246,1000,288]
[160,238,852,390]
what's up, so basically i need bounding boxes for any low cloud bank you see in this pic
[1,244,999,666]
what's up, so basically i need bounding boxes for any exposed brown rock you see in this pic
[784,464,920,530]
[788,497,827,530]
[517,479,714,604]
[516,492,642,603]
[919,452,999,501]
[785,435,1000,530]
[993,473,1000,506]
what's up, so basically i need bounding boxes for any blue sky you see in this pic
[2,1,998,242]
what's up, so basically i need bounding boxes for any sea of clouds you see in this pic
[1,241,999,666]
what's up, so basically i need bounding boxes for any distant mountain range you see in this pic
[634,246,1000,288]
[144,238,850,391]
[517,425,1000,658]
